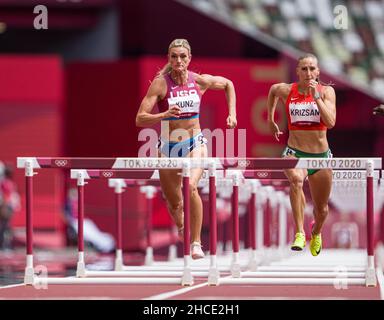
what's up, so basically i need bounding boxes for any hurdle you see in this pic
[96,171,379,285]
[105,177,182,265]
[18,157,235,286]
[69,168,250,284]
[46,169,251,282]
[220,167,381,286]
[107,179,161,268]
[107,170,229,270]
[16,159,261,284]
[17,157,382,286]
[71,169,294,280]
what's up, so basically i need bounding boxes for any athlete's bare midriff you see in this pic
[288,130,329,153]
[160,118,201,142]
[280,86,329,153]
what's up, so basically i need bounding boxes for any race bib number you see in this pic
[168,92,200,115]
[289,102,320,125]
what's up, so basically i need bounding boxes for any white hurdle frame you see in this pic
[71,168,248,284]
[67,172,287,282]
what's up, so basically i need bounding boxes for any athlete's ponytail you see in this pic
[156,63,172,78]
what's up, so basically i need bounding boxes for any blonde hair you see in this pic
[168,38,191,53]
[156,39,192,78]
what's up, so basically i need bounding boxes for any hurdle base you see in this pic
[76,261,86,278]
[256,249,269,266]
[264,247,280,263]
[247,250,259,271]
[32,277,183,285]
[114,258,123,271]
[168,244,177,261]
[208,267,220,286]
[145,247,154,266]
[115,249,124,271]
[181,267,194,286]
[219,277,366,286]
[230,262,241,278]
[24,266,35,285]
[365,268,377,287]
[248,259,259,272]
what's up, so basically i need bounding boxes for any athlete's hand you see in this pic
[373,104,384,116]
[309,79,319,97]
[164,105,181,118]
[226,115,237,129]
[269,120,283,141]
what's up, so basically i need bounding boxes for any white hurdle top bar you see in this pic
[17,157,382,170]
[70,169,381,181]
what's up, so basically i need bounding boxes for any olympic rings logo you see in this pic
[54,160,68,167]
[102,171,114,178]
[237,160,250,168]
[257,172,269,178]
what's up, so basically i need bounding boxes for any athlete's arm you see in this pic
[196,74,237,128]
[267,83,289,141]
[312,84,336,129]
[136,78,181,127]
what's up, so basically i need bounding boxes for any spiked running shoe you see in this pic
[309,220,322,256]
[310,233,322,256]
[291,232,306,251]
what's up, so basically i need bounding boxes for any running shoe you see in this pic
[309,220,322,256]
[191,241,205,260]
[310,233,322,256]
[291,232,306,251]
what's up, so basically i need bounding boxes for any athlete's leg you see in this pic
[188,143,208,244]
[284,164,308,234]
[307,169,333,234]
[159,168,183,232]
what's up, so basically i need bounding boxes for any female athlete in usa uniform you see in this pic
[136,39,237,259]
[267,53,336,256]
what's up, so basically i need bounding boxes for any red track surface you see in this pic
[0,281,380,300]
[1,244,383,300]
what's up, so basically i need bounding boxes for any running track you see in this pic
[1,249,383,300]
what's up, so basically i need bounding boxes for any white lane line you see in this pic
[0,283,24,289]
[376,267,384,300]
[142,281,210,300]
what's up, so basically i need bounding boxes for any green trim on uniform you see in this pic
[282,146,333,176]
